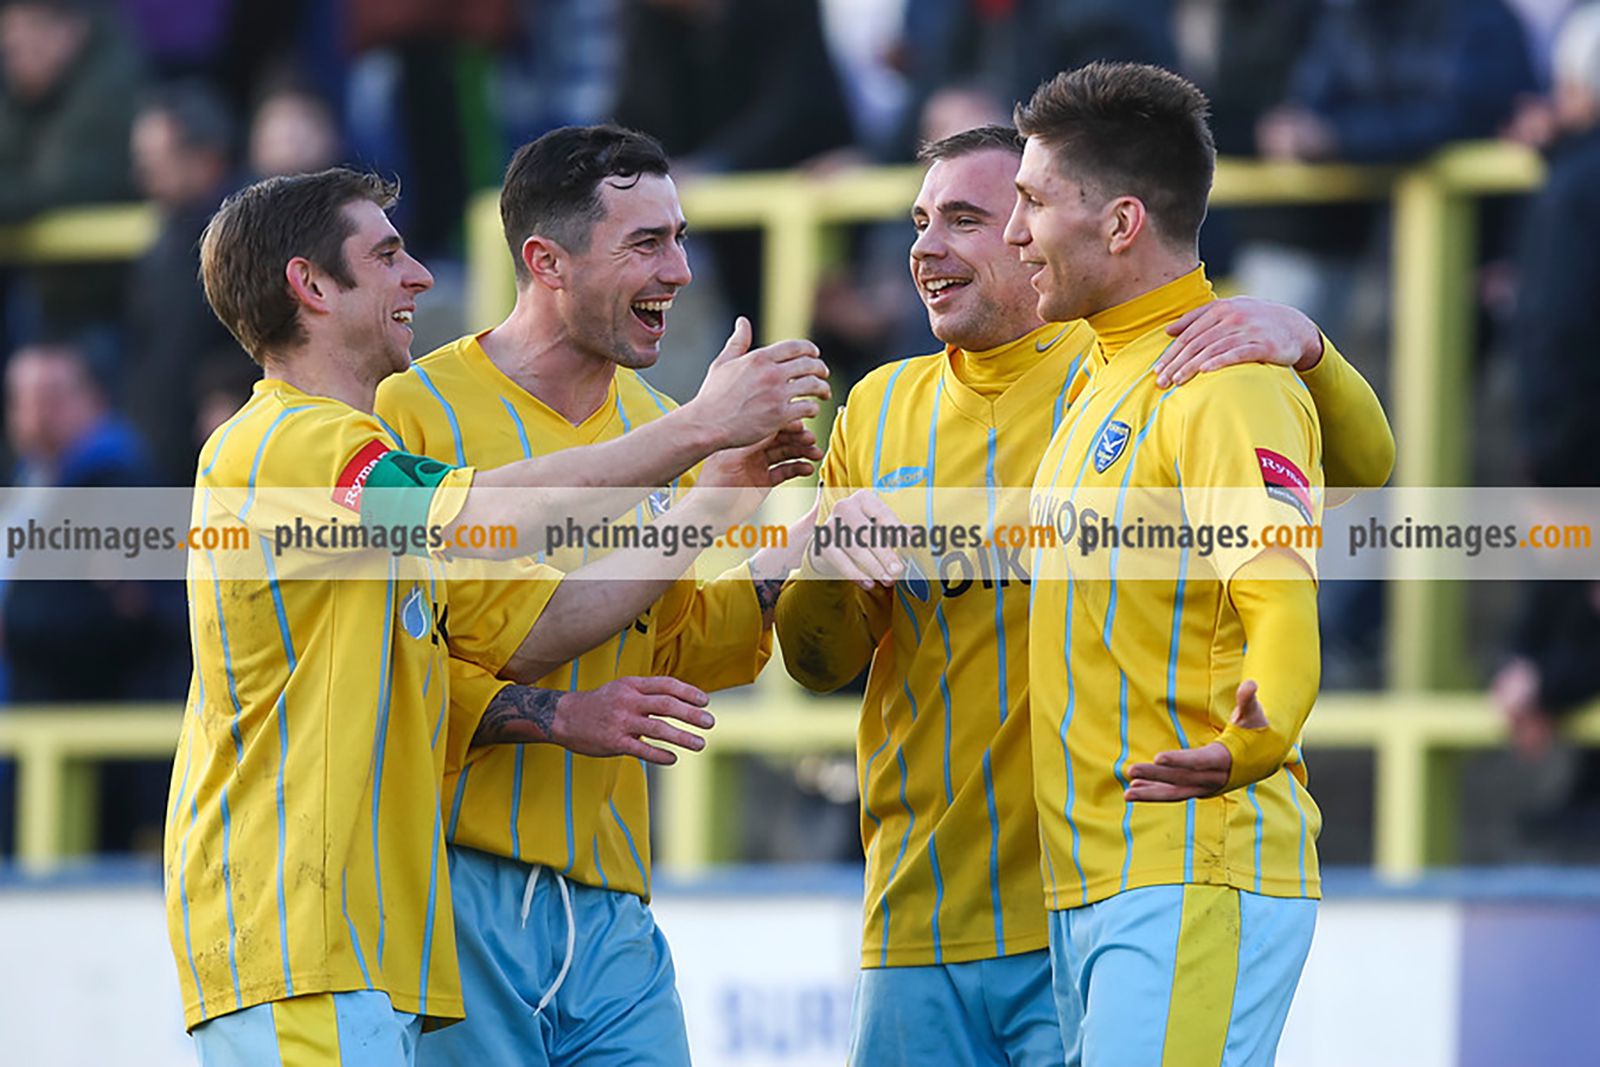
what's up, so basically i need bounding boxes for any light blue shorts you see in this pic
[850,949,1065,1066]
[415,846,690,1067]
[1049,884,1317,1067]
[192,990,420,1067]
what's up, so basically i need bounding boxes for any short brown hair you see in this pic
[1014,62,1215,247]
[916,124,1024,164]
[199,168,399,363]
[500,124,671,283]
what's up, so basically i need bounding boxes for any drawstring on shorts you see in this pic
[520,865,576,1017]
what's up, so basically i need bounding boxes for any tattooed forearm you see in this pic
[753,577,786,622]
[473,685,563,746]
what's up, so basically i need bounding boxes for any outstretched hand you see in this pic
[556,676,715,766]
[1125,681,1268,802]
[1155,297,1324,387]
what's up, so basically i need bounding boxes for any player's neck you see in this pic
[1090,249,1199,321]
[1088,262,1213,359]
[262,344,381,413]
[480,303,616,425]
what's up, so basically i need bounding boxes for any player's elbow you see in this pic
[1329,423,1395,493]
[784,658,859,694]
[774,627,864,694]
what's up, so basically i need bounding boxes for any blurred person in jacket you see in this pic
[0,0,142,339]
[124,81,242,483]
[2,339,185,851]
[1494,6,1600,792]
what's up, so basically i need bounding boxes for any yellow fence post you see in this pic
[466,189,515,330]
[1386,164,1476,692]
[15,734,65,871]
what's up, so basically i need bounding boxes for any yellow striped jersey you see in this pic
[790,321,1096,967]
[1028,269,1325,911]
[164,378,552,1030]
[374,333,770,900]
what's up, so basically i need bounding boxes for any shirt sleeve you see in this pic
[1174,364,1324,587]
[775,400,890,691]
[442,657,512,776]
[205,401,475,559]
[442,558,563,677]
[650,562,773,690]
[1296,334,1394,491]
[1217,552,1321,791]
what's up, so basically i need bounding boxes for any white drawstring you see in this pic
[520,864,576,1017]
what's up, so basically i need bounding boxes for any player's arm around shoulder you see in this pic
[1155,296,1391,491]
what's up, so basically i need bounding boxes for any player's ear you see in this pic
[1106,196,1147,255]
[284,256,330,313]
[522,236,567,292]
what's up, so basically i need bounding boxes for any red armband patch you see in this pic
[333,439,392,512]
[1256,448,1314,525]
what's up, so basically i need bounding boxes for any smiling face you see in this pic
[326,199,434,377]
[910,149,1045,351]
[556,174,691,369]
[1004,137,1116,324]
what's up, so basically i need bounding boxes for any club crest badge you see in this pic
[1093,420,1131,473]
[647,487,673,517]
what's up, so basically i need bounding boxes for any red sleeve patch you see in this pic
[1256,447,1314,525]
[332,439,392,512]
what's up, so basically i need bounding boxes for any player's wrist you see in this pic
[546,691,577,747]
[677,396,740,452]
[1217,721,1289,792]
[1292,330,1325,373]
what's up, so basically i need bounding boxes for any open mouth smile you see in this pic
[631,296,673,334]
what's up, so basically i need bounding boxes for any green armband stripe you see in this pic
[360,451,457,533]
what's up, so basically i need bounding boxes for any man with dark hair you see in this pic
[775,116,1391,1064]
[1009,62,1342,1064]
[375,123,826,1066]
[166,165,828,1063]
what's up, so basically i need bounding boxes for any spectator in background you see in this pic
[613,0,856,326]
[345,0,519,259]
[1236,0,1535,687]
[1,340,184,852]
[889,0,1175,162]
[1243,0,1535,321]
[0,0,142,339]
[124,81,240,483]
[247,79,340,177]
[191,349,256,445]
[1494,6,1600,804]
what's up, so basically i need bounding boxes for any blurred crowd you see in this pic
[1,0,1599,862]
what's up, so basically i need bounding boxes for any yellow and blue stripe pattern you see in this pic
[164,379,538,1030]
[375,334,770,901]
[800,322,1093,968]
[1028,271,1324,912]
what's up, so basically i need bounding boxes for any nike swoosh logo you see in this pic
[1036,326,1071,352]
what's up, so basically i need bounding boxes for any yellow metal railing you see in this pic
[0,142,1551,880]
[5,693,1600,881]
[654,684,1600,882]
[0,203,155,264]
